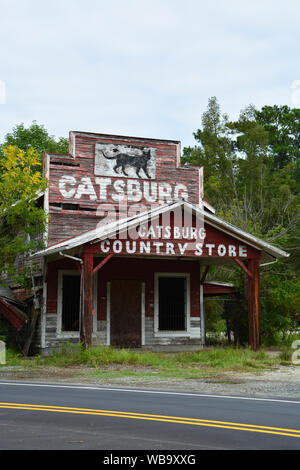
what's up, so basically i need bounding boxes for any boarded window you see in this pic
[62,275,80,331]
[158,277,186,331]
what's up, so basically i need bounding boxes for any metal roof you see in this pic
[31,199,289,261]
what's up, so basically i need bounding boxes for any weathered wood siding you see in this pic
[45,132,202,245]
[86,212,260,260]
[42,257,202,352]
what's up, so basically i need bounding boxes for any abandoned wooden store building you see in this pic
[0,131,289,354]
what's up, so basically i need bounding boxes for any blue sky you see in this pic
[0,0,299,149]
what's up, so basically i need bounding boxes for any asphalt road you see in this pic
[0,380,299,451]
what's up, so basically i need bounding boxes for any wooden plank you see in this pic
[248,259,260,351]
[200,265,210,285]
[110,280,141,348]
[93,254,113,275]
[200,284,205,347]
[22,306,39,356]
[82,250,93,348]
[234,257,253,279]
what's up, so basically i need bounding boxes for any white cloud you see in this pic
[0,0,299,148]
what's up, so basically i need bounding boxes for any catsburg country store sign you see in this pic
[97,224,249,258]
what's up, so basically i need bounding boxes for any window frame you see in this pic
[154,272,190,337]
[57,269,97,338]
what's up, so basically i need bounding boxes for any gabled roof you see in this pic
[31,199,289,261]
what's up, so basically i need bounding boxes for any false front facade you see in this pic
[28,131,288,354]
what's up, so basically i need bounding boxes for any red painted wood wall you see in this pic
[45,132,202,245]
[46,257,200,320]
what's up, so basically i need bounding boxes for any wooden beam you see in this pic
[200,284,206,347]
[248,259,260,351]
[200,264,208,347]
[234,258,253,279]
[93,254,113,275]
[82,250,93,349]
[200,265,210,285]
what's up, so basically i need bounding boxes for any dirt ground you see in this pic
[1,363,300,399]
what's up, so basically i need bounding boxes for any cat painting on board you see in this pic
[100,148,152,179]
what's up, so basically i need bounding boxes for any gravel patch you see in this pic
[0,365,300,399]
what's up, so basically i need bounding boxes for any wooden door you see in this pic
[110,280,141,348]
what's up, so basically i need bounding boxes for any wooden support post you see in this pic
[200,265,210,285]
[234,257,261,351]
[82,250,93,349]
[200,264,206,347]
[200,284,206,347]
[247,259,260,351]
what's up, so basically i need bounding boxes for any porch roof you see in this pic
[31,199,289,261]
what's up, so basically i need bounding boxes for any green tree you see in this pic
[255,105,300,170]
[0,121,69,162]
[0,146,47,283]
[185,97,300,344]
[183,97,236,208]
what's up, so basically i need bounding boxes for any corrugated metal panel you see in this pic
[0,296,27,330]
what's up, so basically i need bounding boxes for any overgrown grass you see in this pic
[2,347,24,366]
[37,343,276,369]
[1,342,293,379]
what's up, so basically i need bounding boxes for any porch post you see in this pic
[248,259,260,351]
[82,250,93,349]
[200,284,206,347]
[200,265,206,347]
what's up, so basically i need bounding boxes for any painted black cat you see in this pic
[101,148,152,179]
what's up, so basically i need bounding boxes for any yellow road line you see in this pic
[1,402,300,439]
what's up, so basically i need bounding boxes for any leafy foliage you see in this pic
[0,120,68,284]
[0,145,47,283]
[185,98,300,344]
[0,121,69,162]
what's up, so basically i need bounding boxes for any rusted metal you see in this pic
[0,296,27,331]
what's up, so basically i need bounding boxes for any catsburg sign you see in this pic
[58,176,189,203]
[58,142,189,204]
